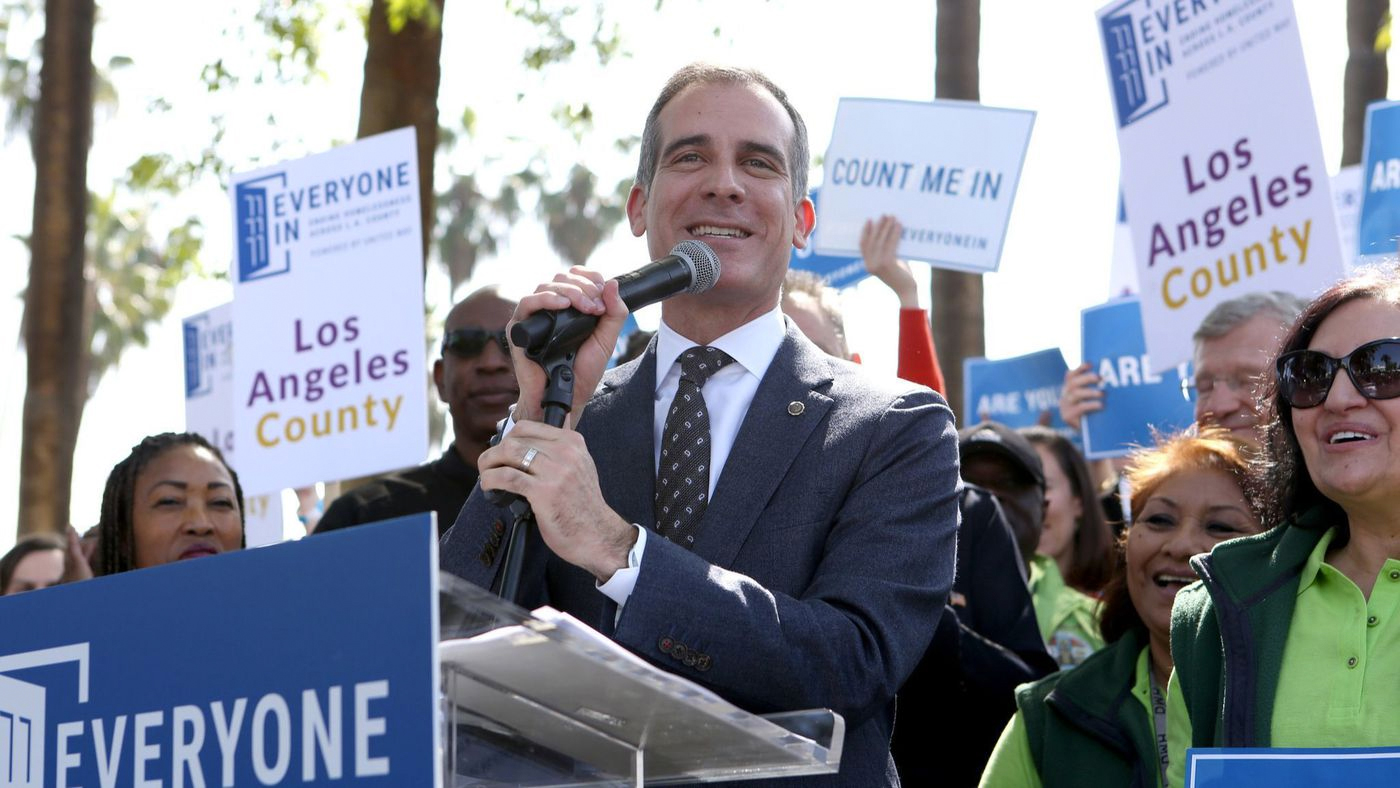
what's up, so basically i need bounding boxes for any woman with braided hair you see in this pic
[96,432,245,575]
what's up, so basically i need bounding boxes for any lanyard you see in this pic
[1148,667,1169,788]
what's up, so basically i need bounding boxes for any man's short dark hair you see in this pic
[635,63,810,206]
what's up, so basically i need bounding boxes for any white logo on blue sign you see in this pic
[1101,0,1172,128]
[236,172,294,283]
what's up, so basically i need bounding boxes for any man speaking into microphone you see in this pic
[441,63,960,787]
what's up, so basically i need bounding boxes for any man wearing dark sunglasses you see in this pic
[317,287,518,537]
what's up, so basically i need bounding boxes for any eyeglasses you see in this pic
[1276,337,1400,409]
[1180,372,1258,402]
[442,327,510,359]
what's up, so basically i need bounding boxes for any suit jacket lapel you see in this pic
[697,324,834,567]
[585,344,658,528]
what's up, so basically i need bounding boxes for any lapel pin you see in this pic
[787,401,805,416]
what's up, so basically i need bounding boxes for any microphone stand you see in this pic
[491,329,579,606]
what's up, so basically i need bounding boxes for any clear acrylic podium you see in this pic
[439,573,845,786]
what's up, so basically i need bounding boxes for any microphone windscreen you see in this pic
[670,240,721,295]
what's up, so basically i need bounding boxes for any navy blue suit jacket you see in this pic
[441,322,960,786]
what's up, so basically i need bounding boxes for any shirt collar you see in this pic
[653,306,786,392]
[1296,526,1341,595]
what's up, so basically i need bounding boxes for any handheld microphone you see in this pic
[510,240,721,357]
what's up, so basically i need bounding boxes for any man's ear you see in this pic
[432,358,446,400]
[792,197,816,249]
[626,183,648,237]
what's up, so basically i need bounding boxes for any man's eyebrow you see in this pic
[661,134,710,161]
[739,140,786,167]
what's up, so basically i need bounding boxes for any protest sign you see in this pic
[1359,100,1400,265]
[816,98,1034,273]
[229,127,428,494]
[1099,0,1344,371]
[964,349,1076,444]
[0,515,441,786]
[1333,165,1363,271]
[1109,192,1140,297]
[183,303,285,546]
[1080,297,1194,459]
[1187,747,1400,787]
[790,188,868,288]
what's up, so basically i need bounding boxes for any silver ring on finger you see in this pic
[521,446,540,472]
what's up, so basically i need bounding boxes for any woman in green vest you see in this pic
[1167,268,1400,786]
[979,429,1262,787]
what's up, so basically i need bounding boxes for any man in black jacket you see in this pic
[891,484,1057,787]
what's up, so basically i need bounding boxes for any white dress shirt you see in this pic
[599,306,787,607]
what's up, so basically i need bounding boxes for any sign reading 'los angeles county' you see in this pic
[229,127,427,494]
[1098,0,1344,372]
[815,98,1035,273]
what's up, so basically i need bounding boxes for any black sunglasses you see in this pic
[442,327,509,359]
[1276,337,1400,409]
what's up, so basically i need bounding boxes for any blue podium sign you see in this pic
[1187,747,1400,787]
[1080,297,1195,459]
[0,516,440,787]
[964,348,1077,446]
[1359,100,1400,262]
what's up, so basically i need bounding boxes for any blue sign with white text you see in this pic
[1080,297,1194,459]
[1187,747,1400,787]
[790,188,868,289]
[1359,100,1400,261]
[964,348,1078,447]
[0,516,439,787]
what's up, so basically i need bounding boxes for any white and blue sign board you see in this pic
[1080,297,1194,459]
[816,98,1034,273]
[964,349,1076,444]
[229,127,428,494]
[183,302,284,546]
[1098,0,1344,371]
[1359,100,1400,263]
[789,188,868,289]
[1187,747,1400,787]
[0,516,440,787]
[1333,165,1364,271]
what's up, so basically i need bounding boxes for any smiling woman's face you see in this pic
[1291,297,1400,514]
[132,444,242,569]
[1126,469,1260,645]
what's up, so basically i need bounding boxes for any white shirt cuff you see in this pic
[597,524,647,609]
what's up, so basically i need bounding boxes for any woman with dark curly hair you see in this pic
[980,428,1262,787]
[1167,266,1400,785]
[96,432,245,575]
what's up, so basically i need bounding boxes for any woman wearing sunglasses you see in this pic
[1166,267,1400,786]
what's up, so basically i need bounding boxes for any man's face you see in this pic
[961,453,1045,564]
[627,82,814,318]
[434,294,518,448]
[1192,313,1286,447]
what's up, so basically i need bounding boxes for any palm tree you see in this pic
[19,0,94,537]
[1342,0,1390,166]
[357,0,445,265]
[931,0,982,421]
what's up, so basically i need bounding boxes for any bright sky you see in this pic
[0,0,1393,553]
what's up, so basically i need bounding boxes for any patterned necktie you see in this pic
[654,346,735,549]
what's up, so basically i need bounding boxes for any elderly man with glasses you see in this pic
[316,286,519,537]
